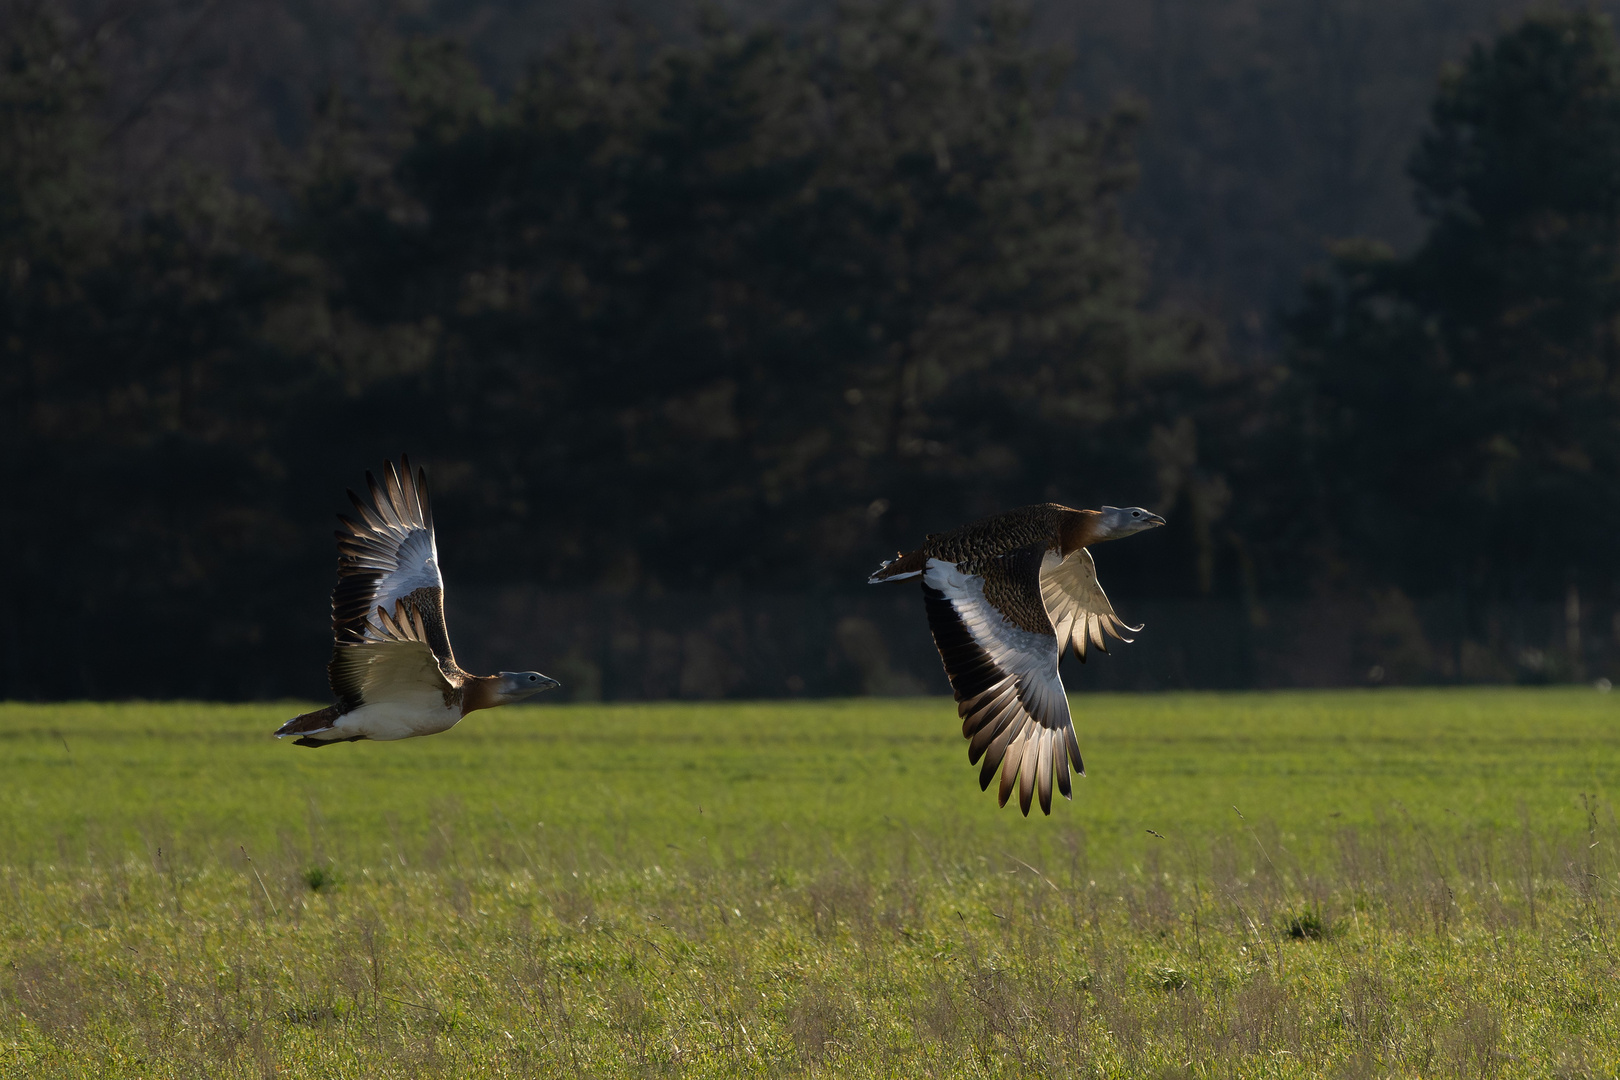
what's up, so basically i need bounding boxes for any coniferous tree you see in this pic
[1282,11,1620,603]
[0,5,300,698]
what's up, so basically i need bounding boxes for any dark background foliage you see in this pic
[3,0,1618,699]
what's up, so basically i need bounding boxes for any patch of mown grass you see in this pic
[0,689,1618,1076]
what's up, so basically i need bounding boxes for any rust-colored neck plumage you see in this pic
[460,677,504,716]
[1057,510,1104,556]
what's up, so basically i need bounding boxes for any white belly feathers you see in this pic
[330,700,463,741]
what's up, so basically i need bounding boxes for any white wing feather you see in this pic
[924,558,1077,813]
[366,530,441,633]
[335,460,445,645]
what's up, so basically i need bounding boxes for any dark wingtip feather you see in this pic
[998,740,1022,809]
[364,469,397,527]
[1037,739,1054,815]
[395,455,417,520]
[979,716,1022,791]
[416,465,433,529]
[382,460,410,523]
[345,489,388,533]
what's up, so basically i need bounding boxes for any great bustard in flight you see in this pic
[870,503,1164,815]
[276,457,560,746]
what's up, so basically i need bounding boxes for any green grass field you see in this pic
[3,690,1619,1077]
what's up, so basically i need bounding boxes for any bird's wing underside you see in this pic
[1040,547,1142,663]
[922,546,1080,816]
[329,599,456,713]
[330,457,460,692]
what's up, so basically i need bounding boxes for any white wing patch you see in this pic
[1039,547,1141,661]
[923,558,1079,815]
[333,458,447,645]
[925,559,1063,698]
[363,528,441,637]
[340,463,443,637]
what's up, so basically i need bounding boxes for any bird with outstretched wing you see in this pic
[870,503,1164,814]
[276,456,559,746]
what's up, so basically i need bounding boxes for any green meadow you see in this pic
[2,690,1619,1077]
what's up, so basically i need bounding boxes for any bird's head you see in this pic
[1096,506,1166,540]
[495,671,562,703]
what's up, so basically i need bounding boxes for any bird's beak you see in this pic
[1146,513,1167,527]
[537,675,562,692]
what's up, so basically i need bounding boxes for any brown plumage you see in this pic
[275,456,560,747]
[870,502,1165,815]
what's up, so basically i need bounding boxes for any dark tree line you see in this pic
[3,2,1618,697]
[296,13,1224,586]
[1277,12,1620,600]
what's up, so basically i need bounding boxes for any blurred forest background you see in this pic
[5,0,1620,700]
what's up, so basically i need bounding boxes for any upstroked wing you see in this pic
[329,456,461,691]
[1039,547,1141,663]
[922,547,1081,816]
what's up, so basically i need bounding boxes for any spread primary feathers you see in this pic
[869,502,1165,815]
[275,457,560,746]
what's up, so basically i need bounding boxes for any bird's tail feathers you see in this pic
[868,549,926,584]
[275,704,342,739]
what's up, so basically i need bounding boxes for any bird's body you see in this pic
[870,502,1164,815]
[276,457,559,746]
